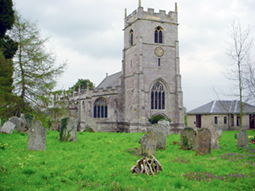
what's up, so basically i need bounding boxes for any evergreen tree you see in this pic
[69,79,94,92]
[0,0,18,117]
[0,0,15,38]
[8,12,66,115]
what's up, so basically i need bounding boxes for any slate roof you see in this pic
[187,100,255,114]
[96,71,122,90]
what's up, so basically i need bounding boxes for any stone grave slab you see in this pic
[27,120,46,150]
[180,127,197,150]
[196,128,211,155]
[0,121,16,134]
[209,126,220,149]
[60,117,77,142]
[140,131,157,157]
[237,130,249,149]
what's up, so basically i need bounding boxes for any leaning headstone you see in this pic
[140,122,168,154]
[180,127,197,150]
[60,117,77,142]
[140,131,157,156]
[237,130,249,149]
[0,121,16,134]
[209,126,220,149]
[27,120,46,150]
[9,116,20,128]
[9,116,27,132]
[196,128,211,155]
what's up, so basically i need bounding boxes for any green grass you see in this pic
[0,130,255,191]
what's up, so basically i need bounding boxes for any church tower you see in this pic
[121,2,184,131]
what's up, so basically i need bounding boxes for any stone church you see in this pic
[69,1,184,132]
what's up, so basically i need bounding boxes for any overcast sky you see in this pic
[12,0,255,111]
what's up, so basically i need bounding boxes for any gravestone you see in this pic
[216,127,223,138]
[196,128,211,155]
[9,116,20,128]
[158,120,170,135]
[0,121,16,134]
[140,122,168,156]
[150,122,168,149]
[60,117,77,142]
[180,127,197,150]
[18,114,28,132]
[140,131,157,156]
[237,130,249,149]
[27,120,46,150]
[9,116,27,132]
[209,126,220,149]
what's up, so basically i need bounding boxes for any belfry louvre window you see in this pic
[151,82,165,109]
[93,98,108,118]
[154,26,163,43]
[130,29,133,46]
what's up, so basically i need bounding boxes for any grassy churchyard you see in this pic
[0,130,255,191]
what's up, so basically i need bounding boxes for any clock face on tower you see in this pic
[155,47,164,57]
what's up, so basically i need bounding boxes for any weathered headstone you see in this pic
[209,126,220,149]
[60,117,77,142]
[0,121,16,134]
[140,122,168,156]
[196,128,211,155]
[158,120,170,134]
[18,114,28,132]
[9,116,20,128]
[150,122,168,149]
[9,116,27,132]
[180,127,197,150]
[216,127,223,138]
[237,130,249,149]
[140,131,157,156]
[27,120,46,150]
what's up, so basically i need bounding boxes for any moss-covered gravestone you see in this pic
[180,127,197,150]
[237,130,249,149]
[196,128,211,155]
[140,123,169,156]
[60,117,77,142]
[27,120,46,150]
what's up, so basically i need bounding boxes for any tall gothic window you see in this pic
[93,98,108,118]
[154,26,163,43]
[130,29,133,46]
[151,82,165,110]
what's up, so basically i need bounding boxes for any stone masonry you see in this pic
[68,2,184,132]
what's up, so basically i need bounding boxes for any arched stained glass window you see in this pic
[130,29,133,46]
[93,98,108,118]
[151,82,165,110]
[154,26,163,43]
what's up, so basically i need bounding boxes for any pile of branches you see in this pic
[131,154,162,176]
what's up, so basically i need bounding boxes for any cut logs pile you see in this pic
[131,154,162,176]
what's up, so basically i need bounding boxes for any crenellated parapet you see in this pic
[69,85,122,101]
[124,4,178,28]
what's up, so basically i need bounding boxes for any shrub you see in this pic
[147,115,171,124]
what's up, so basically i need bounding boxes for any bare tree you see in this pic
[225,19,253,130]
